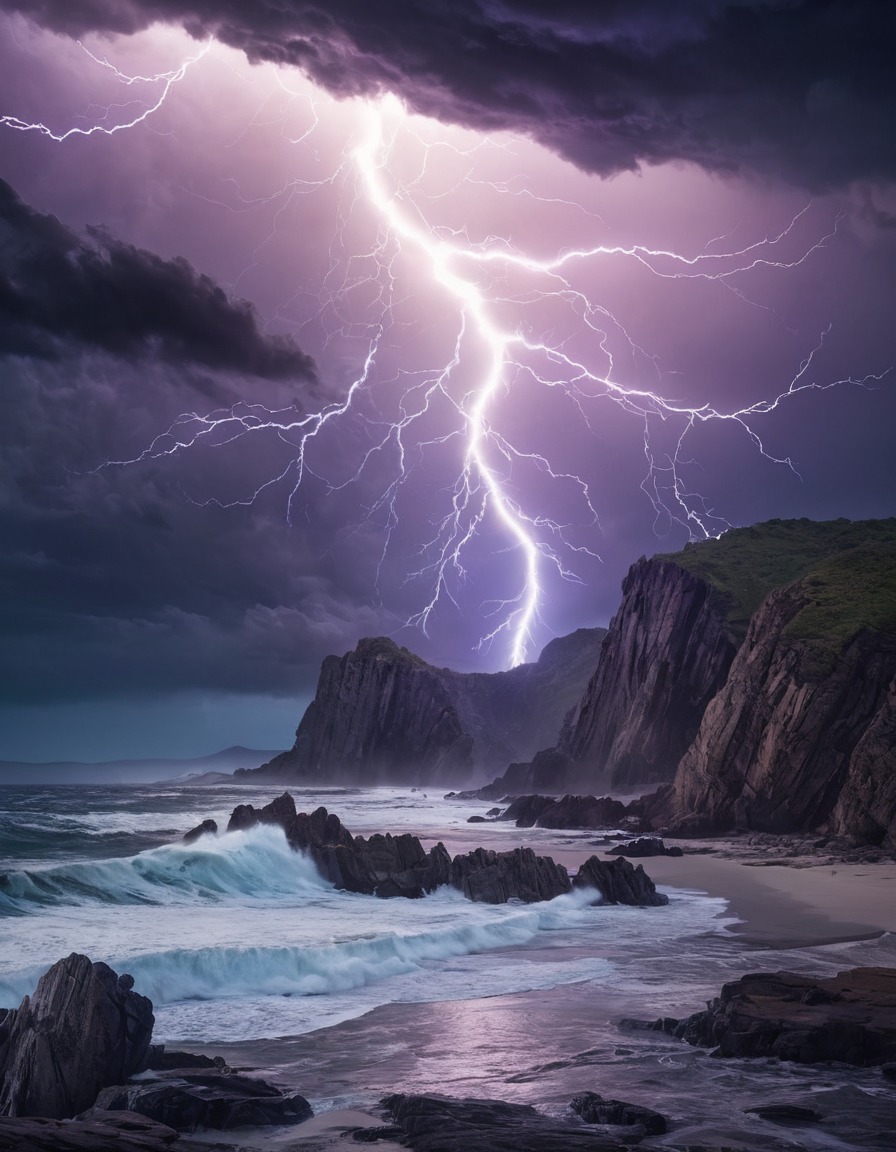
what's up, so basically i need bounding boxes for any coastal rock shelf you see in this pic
[648,967,896,1065]
[218,792,668,906]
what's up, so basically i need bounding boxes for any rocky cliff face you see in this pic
[242,629,604,786]
[557,557,739,789]
[656,556,896,837]
[831,676,896,849]
[252,638,473,786]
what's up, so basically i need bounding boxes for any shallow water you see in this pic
[1,782,893,1148]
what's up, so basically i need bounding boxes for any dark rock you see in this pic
[881,1062,896,1081]
[744,1103,821,1124]
[236,629,605,786]
[83,1070,312,1131]
[570,1092,667,1135]
[661,967,896,1064]
[146,1047,227,1072]
[607,838,683,858]
[572,856,668,907]
[478,748,577,801]
[467,815,487,823]
[0,1111,223,1151]
[499,794,558,826]
[0,953,154,1119]
[351,1124,404,1142]
[182,819,217,845]
[381,1093,630,1151]
[450,847,571,903]
[831,673,896,850]
[225,803,257,833]
[220,798,577,904]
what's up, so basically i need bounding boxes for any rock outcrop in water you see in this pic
[219,793,667,906]
[572,856,668,906]
[650,967,896,1065]
[0,954,154,1120]
[238,628,605,786]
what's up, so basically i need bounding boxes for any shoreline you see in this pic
[414,823,896,949]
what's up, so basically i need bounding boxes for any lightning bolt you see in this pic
[3,42,888,669]
[0,40,209,140]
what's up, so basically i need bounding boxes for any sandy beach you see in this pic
[418,822,896,947]
[189,825,896,1150]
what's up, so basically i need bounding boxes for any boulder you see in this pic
[379,1093,630,1151]
[83,1071,311,1131]
[572,856,668,907]
[182,819,217,845]
[450,847,571,904]
[570,1091,667,1135]
[0,954,154,1119]
[659,967,896,1064]
[607,837,682,858]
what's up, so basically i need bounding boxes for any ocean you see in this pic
[1,782,894,1149]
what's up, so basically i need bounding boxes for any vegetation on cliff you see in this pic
[663,517,896,638]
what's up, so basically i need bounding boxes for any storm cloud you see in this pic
[0,178,317,377]
[4,0,896,189]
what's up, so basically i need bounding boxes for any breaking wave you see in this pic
[0,825,329,914]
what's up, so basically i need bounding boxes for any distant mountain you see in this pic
[0,746,282,785]
[236,628,606,787]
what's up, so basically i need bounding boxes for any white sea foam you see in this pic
[0,825,329,913]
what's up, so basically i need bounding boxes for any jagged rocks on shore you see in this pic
[572,857,668,907]
[219,792,668,907]
[0,953,154,1120]
[647,967,896,1065]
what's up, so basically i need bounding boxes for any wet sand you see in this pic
[192,821,896,1149]
[417,822,896,948]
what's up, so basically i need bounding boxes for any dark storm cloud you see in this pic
[4,0,896,189]
[0,339,395,704]
[0,179,317,378]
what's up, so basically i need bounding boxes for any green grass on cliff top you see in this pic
[660,517,896,637]
[785,541,896,645]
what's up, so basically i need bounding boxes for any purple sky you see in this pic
[1,1,894,761]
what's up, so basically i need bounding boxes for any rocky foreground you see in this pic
[641,967,896,1065]
[2,953,896,1150]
